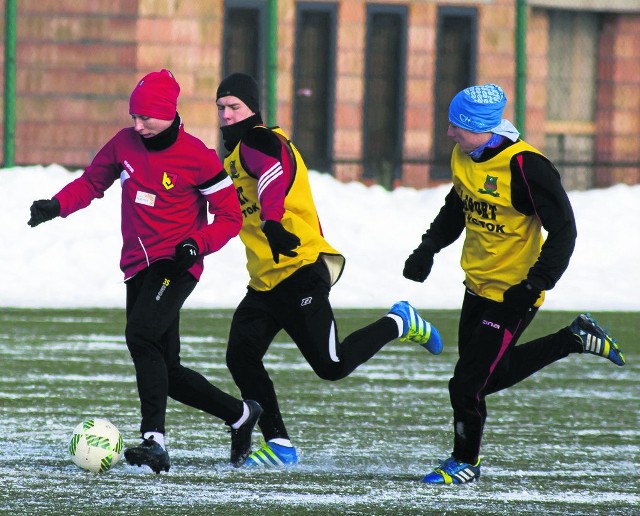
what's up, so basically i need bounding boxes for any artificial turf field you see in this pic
[0,308,638,515]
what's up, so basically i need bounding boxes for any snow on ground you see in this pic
[3,164,639,311]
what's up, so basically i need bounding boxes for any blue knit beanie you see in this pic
[448,84,506,133]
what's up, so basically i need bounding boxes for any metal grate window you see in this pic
[545,10,600,190]
[293,4,337,173]
[222,1,265,89]
[432,7,477,180]
[363,5,407,189]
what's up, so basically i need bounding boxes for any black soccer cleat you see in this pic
[124,436,170,474]
[229,400,263,467]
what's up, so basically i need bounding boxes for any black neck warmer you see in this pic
[140,113,181,151]
[221,113,263,151]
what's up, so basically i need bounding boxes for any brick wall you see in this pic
[595,15,640,186]
[12,1,140,166]
[0,0,638,187]
[2,0,224,169]
[400,2,437,189]
[333,1,367,183]
[523,8,549,151]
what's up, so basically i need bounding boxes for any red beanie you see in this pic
[129,69,180,120]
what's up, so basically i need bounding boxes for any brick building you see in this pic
[1,0,639,189]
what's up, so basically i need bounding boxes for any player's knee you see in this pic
[313,364,344,382]
[125,321,160,356]
[166,363,185,383]
[448,376,468,404]
[449,376,485,409]
[226,344,248,373]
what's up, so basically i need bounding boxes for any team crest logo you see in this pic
[162,171,177,190]
[478,175,499,197]
[228,160,240,179]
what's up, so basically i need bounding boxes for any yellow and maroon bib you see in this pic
[224,126,344,291]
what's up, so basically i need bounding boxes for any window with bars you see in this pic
[545,10,600,190]
[293,4,337,173]
[432,7,477,180]
[222,1,265,93]
[362,5,407,189]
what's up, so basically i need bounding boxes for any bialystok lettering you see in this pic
[466,214,505,233]
[462,193,497,220]
[461,191,505,233]
[236,186,260,218]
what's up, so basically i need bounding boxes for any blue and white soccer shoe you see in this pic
[422,456,481,484]
[243,440,298,468]
[389,301,443,354]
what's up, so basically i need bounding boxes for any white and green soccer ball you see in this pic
[69,418,123,473]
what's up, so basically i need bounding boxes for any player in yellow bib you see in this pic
[215,73,443,467]
[403,83,625,484]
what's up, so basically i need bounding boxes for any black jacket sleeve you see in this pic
[418,186,466,252]
[242,126,283,160]
[510,151,577,291]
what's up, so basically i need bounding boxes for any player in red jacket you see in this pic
[28,69,262,474]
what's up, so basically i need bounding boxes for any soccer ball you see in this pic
[69,418,123,473]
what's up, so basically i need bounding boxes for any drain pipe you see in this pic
[515,0,527,138]
[266,0,277,126]
[3,0,17,167]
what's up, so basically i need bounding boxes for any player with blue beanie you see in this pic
[403,83,625,484]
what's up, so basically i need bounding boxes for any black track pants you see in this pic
[125,260,243,434]
[449,289,580,464]
[226,259,399,441]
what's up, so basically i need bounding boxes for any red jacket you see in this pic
[54,124,242,280]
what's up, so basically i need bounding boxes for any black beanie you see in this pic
[216,73,260,114]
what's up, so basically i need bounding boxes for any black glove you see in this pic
[403,240,436,282]
[502,280,541,315]
[262,220,301,264]
[174,238,199,273]
[28,198,60,227]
